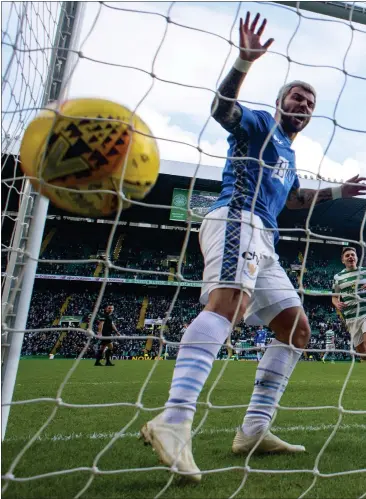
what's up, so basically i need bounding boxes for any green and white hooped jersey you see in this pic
[325,329,335,345]
[332,266,366,321]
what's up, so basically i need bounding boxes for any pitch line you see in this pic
[5,423,366,443]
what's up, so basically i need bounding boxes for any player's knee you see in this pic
[205,288,249,324]
[291,317,311,349]
[355,337,366,355]
[271,307,310,349]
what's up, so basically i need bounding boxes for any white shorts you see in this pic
[326,343,334,351]
[199,207,301,326]
[256,343,266,349]
[346,317,366,348]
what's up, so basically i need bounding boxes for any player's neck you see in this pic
[345,265,357,271]
[274,115,297,143]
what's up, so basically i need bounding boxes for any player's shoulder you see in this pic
[252,109,274,128]
[334,268,347,278]
[238,105,274,131]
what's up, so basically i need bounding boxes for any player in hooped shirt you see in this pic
[254,327,268,362]
[141,12,366,481]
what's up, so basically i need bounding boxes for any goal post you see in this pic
[1,1,85,441]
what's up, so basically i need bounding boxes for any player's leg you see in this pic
[256,343,262,362]
[331,342,336,363]
[233,259,309,454]
[352,319,366,360]
[356,333,366,362]
[141,286,248,481]
[105,342,115,366]
[163,287,248,419]
[141,207,259,481]
[95,341,106,366]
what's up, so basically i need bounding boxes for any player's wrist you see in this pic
[331,185,342,200]
[234,57,252,73]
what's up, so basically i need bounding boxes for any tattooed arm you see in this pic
[211,68,246,132]
[286,175,366,210]
[286,187,333,210]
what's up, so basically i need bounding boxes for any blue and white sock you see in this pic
[164,310,231,424]
[242,338,301,436]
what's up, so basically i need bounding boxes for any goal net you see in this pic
[2,1,366,498]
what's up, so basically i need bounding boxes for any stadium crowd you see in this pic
[22,287,353,362]
[16,224,359,362]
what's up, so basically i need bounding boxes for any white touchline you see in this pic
[5,423,366,442]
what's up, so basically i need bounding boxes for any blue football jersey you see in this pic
[255,329,267,344]
[210,105,299,244]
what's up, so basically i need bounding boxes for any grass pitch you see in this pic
[2,359,366,498]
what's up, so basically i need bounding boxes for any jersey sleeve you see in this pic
[292,173,300,191]
[332,275,340,293]
[232,105,271,137]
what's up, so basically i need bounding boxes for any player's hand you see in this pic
[341,175,366,198]
[335,302,347,311]
[239,12,274,61]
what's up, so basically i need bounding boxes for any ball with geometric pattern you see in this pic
[20,98,160,217]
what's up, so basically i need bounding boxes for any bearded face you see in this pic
[277,86,315,134]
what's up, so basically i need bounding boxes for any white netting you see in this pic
[2,1,64,269]
[2,1,366,498]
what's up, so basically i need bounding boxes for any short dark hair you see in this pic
[341,247,357,257]
[277,80,316,106]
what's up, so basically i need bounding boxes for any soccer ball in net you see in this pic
[20,98,160,217]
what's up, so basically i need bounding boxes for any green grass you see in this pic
[2,360,366,498]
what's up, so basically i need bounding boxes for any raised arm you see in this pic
[286,174,366,210]
[211,12,274,132]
